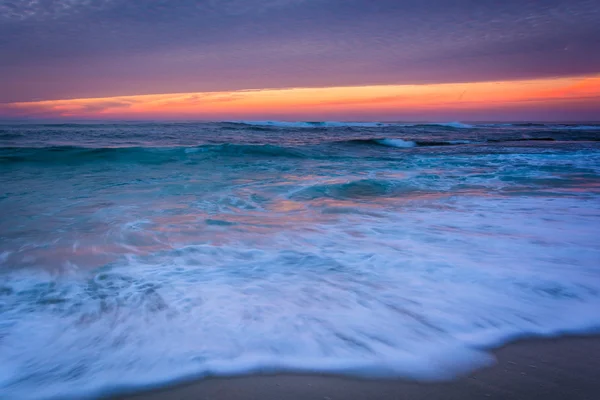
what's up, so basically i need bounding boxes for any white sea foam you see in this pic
[563,125,600,130]
[230,120,474,129]
[474,123,600,130]
[375,138,417,148]
[231,120,395,128]
[1,193,599,400]
[448,140,473,144]
[429,122,473,129]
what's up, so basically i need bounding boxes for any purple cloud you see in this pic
[1,0,599,103]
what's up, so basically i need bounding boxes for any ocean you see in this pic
[1,121,599,399]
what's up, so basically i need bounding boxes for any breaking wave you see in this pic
[228,121,474,129]
[479,123,600,130]
[3,136,594,165]
[289,178,414,200]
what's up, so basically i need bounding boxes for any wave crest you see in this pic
[0,144,308,165]
[290,179,412,200]
[228,120,474,129]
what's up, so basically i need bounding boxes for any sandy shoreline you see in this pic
[110,335,600,400]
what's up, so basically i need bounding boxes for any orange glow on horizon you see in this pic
[3,74,600,120]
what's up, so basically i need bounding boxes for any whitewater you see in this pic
[1,121,599,399]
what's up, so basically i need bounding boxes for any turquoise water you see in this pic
[1,121,600,399]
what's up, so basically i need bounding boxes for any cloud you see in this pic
[0,0,115,21]
[2,74,599,121]
[1,0,599,102]
[78,99,133,113]
[0,97,134,117]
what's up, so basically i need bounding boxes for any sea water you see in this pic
[1,121,599,399]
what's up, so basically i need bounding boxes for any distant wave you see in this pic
[486,137,556,142]
[423,122,474,129]
[562,125,600,130]
[228,120,474,129]
[1,137,587,165]
[0,132,24,139]
[342,138,469,147]
[228,120,396,128]
[339,136,588,148]
[1,140,474,166]
[2,121,598,131]
[0,144,309,165]
[478,123,600,130]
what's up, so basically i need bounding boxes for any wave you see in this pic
[343,138,417,148]
[0,132,25,139]
[486,137,556,143]
[228,121,599,131]
[0,138,484,166]
[479,123,550,128]
[289,179,412,200]
[340,137,591,148]
[0,138,575,165]
[228,120,396,128]
[3,121,597,132]
[375,138,416,148]
[341,138,469,147]
[228,120,474,129]
[561,125,600,130]
[0,144,309,165]
[477,123,600,130]
[423,122,474,129]
[1,135,596,165]
[203,143,307,158]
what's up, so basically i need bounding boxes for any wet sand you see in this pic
[112,336,600,400]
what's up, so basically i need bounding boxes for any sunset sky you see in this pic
[1,0,599,121]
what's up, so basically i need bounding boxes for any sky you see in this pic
[1,0,599,121]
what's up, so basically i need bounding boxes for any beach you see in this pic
[117,336,600,400]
